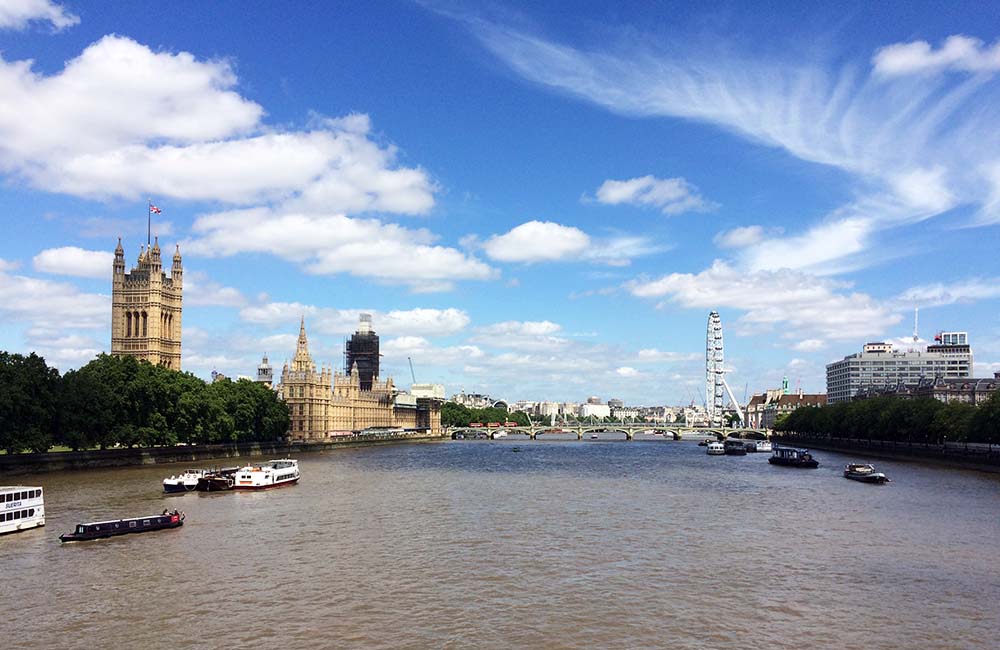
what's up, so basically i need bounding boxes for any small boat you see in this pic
[60,511,184,542]
[1,486,45,535]
[706,441,725,455]
[163,469,209,493]
[768,446,819,468]
[492,430,508,439]
[751,440,772,453]
[698,437,715,446]
[844,463,890,484]
[196,467,239,492]
[723,439,747,456]
[233,459,299,490]
[590,434,600,440]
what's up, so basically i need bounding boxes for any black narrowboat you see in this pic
[768,446,819,468]
[196,467,239,492]
[723,439,748,456]
[59,511,184,542]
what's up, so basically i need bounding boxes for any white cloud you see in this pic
[593,175,715,215]
[0,268,108,331]
[0,37,435,212]
[713,225,765,249]
[0,0,78,31]
[470,320,569,351]
[792,339,826,352]
[615,366,639,377]
[482,221,590,262]
[185,209,495,290]
[873,35,1000,77]
[635,349,701,363]
[239,303,471,338]
[184,271,247,307]
[895,278,1000,308]
[465,21,1000,272]
[626,260,900,341]
[0,258,21,272]
[32,246,113,279]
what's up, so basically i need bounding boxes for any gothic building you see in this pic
[278,317,441,440]
[111,237,183,369]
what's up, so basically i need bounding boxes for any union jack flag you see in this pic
[149,204,162,214]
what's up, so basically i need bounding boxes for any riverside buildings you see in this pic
[826,334,973,404]
[745,388,827,429]
[111,238,183,369]
[278,316,441,440]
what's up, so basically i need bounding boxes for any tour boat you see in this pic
[723,439,748,456]
[60,510,184,542]
[844,463,890,484]
[706,441,725,455]
[196,467,240,492]
[162,468,209,493]
[233,459,300,490]
[590,434,600,440]
[492,430,508,439]
[1,486,45,535]
[768,446,819,468]
[751,440,772,453]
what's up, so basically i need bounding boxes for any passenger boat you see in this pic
[196,467,240,492]
[233,459,300,490]
[162,468,209,493]
[844,463,890,484]
[1,486,45,535]
[698,437,715,446]
[723,439,747,456]
[751,440,772,453]
[590,434,600,439]
[59,510,184,542]
[706,441,725,455]
[768,446,819,468]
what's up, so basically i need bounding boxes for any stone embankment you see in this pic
[774,433,1000,473]
[0,431,448,476]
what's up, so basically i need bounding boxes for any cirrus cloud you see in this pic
[593,175,715,215]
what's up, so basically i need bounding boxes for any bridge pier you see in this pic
[530,431,537,440]
[625,431,633,441]
[576,430,582,440]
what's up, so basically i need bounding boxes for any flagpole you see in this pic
[147,199,151,247]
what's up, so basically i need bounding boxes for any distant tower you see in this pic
[706,311,725,426]
[256,354,273,387]
[345,313,379,391]
[111,238,182,369]
[782,376,789,395]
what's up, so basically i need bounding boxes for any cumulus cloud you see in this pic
[470,320,569,351]
[895,278,1000,308]
[0,267,108,331]
[0,37,435,213]
[873,35,1000,76]
[635,349,701,363]
[184,271,247,307]
[615,366,639,377]
[626,260,899,341]
[240,303,471,338]
[713,225,765,249]
[32,246,113,279]
[593,175,715,215]
[185,208,495,291]
[792,339,826,352]
[482,221,590,262]
[0,0,78,31]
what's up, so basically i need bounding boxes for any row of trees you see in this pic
[773,393,1000,444]
[441,402,530,428]
[0,352,289,454]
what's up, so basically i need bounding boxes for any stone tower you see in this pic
[111,237,183,369]
[279,318,332,440]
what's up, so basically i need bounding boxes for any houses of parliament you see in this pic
[108,238,441,439]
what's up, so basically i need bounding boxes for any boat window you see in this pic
[77,525,84,533]
[143,520,150,526]
[28,509,34,517]
[130,521,137,528]
[14,491,20,501]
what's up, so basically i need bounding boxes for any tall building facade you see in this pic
[111,237,182,369]
[826,340,973,404]
[345,313,379,391]
[279,318,441,440]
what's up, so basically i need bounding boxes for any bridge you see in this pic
[447,423,769,441]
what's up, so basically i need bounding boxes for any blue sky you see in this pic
[1,0,999,406]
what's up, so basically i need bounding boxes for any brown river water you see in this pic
[2,438,999,649]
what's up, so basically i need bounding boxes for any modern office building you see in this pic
[826,337,973,404]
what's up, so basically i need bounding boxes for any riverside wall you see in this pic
[0,431,449,476]
[774,433,1000,473]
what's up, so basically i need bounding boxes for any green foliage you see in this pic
[774,395,999,444]
[0,352,289,453]
[441,402,531,427]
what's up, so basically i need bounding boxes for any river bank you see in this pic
[774,432,1000,473]
[0,431,448,476]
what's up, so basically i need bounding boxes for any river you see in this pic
[3,438,998,649]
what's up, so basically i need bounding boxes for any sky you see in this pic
[1,0,1000,406]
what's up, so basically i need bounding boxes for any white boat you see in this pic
[233,459,300,490]
[751,440,772,453]
[492,430,508,439]
[163,469,209,493]
[706,441,725,455]
[1,486,45,535]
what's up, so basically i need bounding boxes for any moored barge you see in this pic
[60,511,184,542]
[1,486,45,535]
[768,446,819,468]
[233,459,299,490]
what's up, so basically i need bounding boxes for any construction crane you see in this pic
[407,357,416,383]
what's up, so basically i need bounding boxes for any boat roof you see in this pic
[81,514,172,526]
[1,485,43,491]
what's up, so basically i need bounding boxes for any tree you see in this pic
[0,352,60,453]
